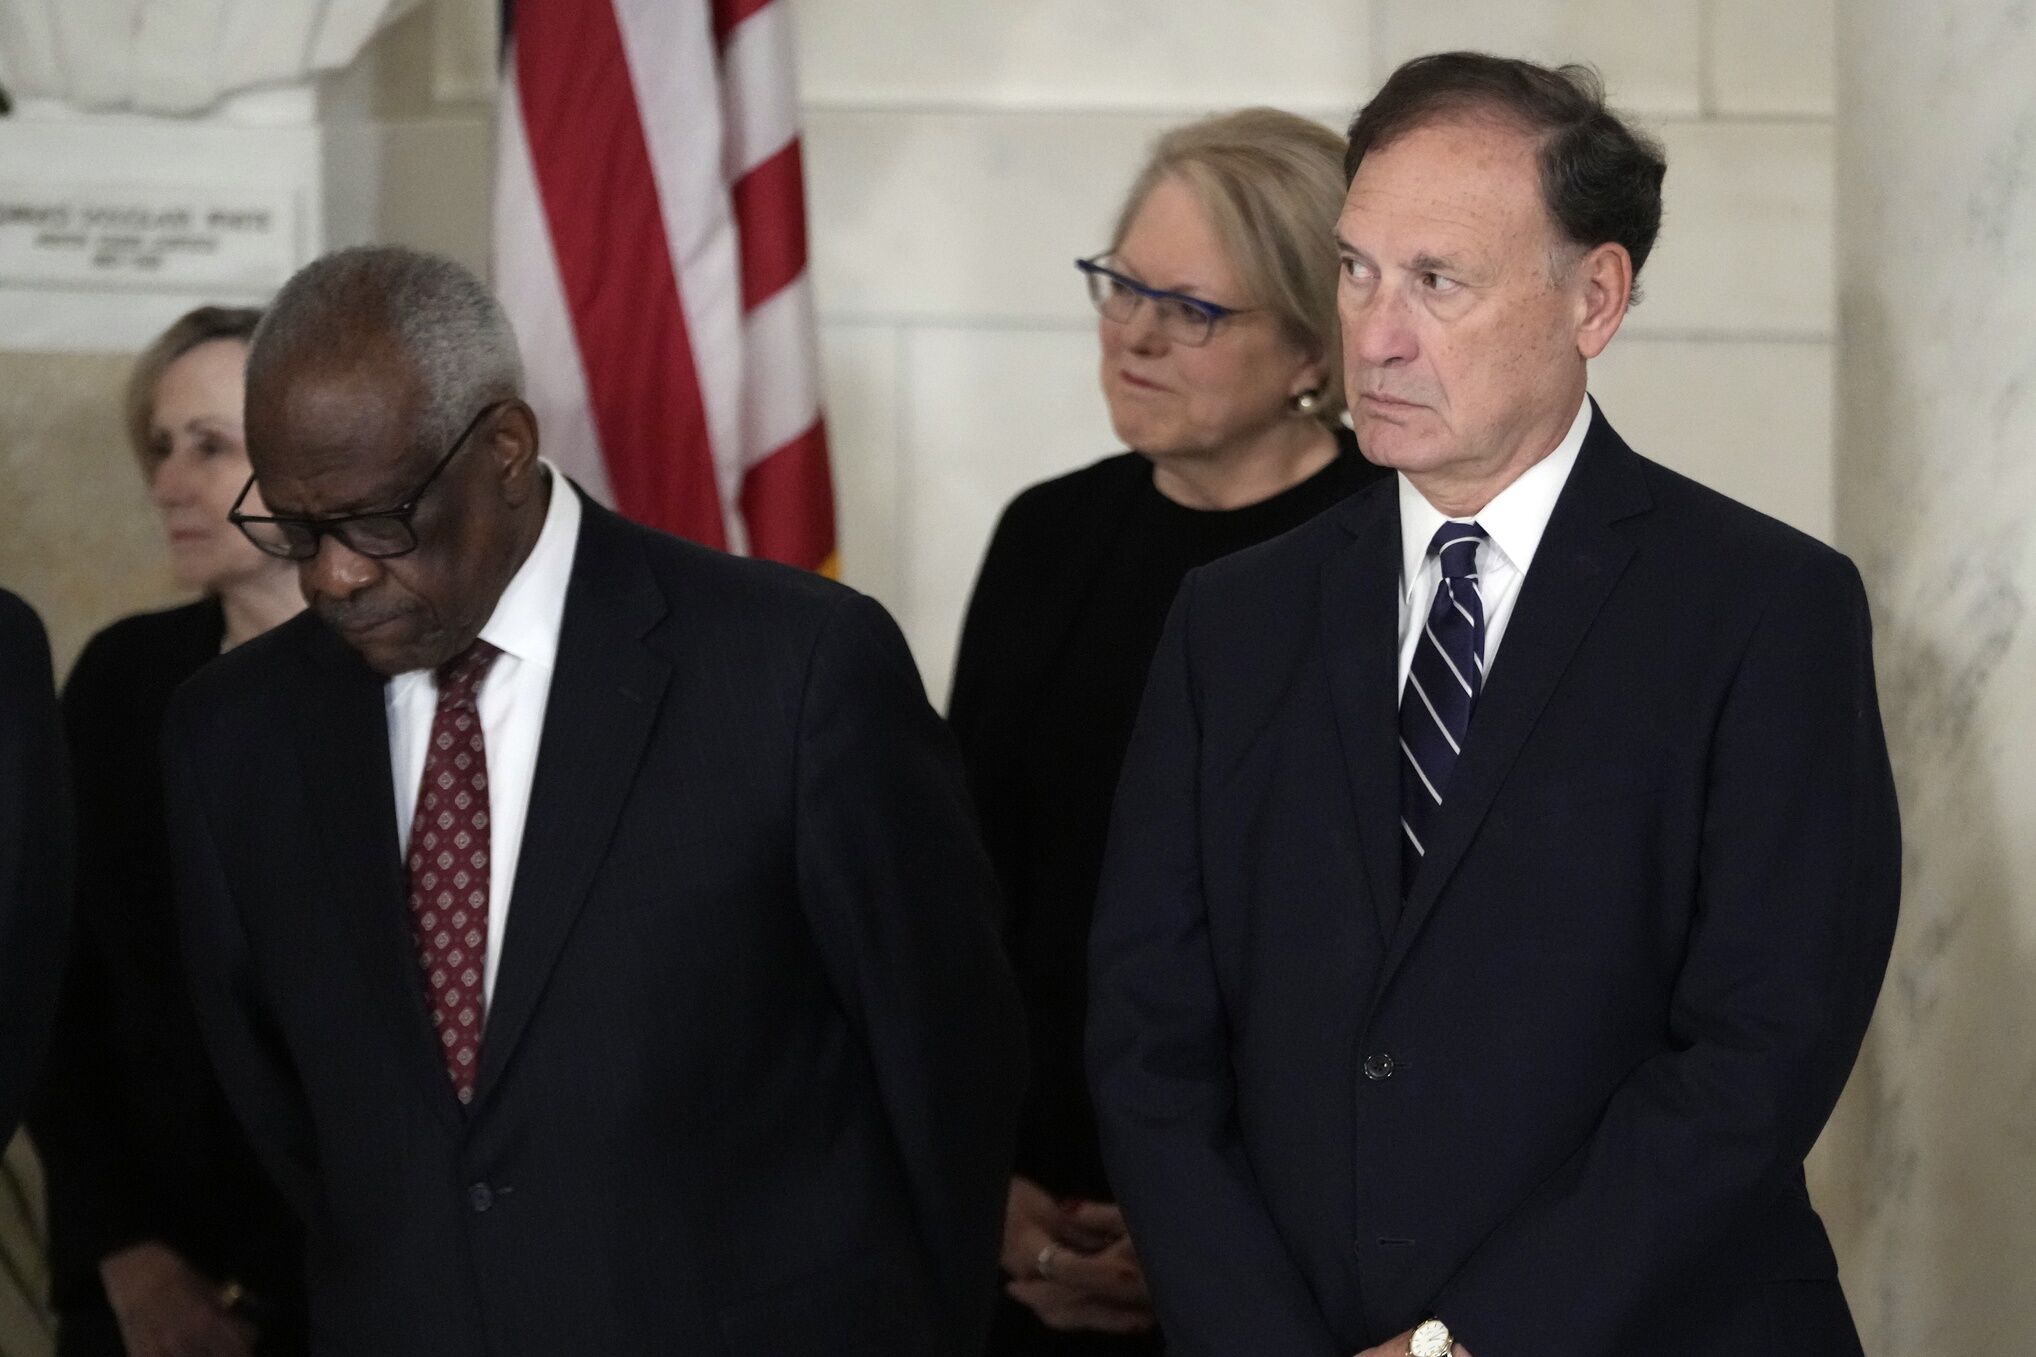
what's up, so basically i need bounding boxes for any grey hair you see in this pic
[248,245,524,456]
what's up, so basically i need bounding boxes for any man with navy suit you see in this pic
[1088,54,1899,1357]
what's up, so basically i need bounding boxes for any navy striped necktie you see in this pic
[1399,521,1488,897]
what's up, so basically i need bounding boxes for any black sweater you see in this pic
[31,598,307,1356]
[950,433,1387,1201]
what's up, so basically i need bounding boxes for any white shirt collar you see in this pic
[476,458,581,670]
[1397,392,1593,596]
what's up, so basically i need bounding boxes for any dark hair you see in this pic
[125,304,264,472]
[1345,52,1667,290]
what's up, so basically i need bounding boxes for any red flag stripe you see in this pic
[711,0,773,47]
[740,419,836,571]
[730,139,810,313]
[515,0,727,549]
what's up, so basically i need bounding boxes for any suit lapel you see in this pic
[473,502,669,1106]
[1319,482,1403,946]
[296,623,469,1138]
[1373,414,1652,1001]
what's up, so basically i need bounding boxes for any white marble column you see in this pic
[1826,2,2036,1348]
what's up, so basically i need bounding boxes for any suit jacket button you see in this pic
[468,1183,494,1213]
[1363,1053,1395,1081]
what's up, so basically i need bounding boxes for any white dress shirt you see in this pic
[387,462,582,1008]
[1396,394,1592,695]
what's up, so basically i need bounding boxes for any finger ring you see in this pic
[1035,1243,1060,1280]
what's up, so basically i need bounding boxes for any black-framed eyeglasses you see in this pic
[228,400,511,561]
[1075,255,1257,347]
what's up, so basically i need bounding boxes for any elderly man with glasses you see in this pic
[165,245,1025,1357]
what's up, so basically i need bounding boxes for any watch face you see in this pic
[1409,1318,1453,1357]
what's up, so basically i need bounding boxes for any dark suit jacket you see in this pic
[1,587,70,1143]
[164,496,1027,1357]
[1088,410,1900,1356]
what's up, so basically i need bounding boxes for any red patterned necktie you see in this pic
[405,639,502,1105]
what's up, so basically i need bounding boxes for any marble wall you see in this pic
[1825,1,2036,1347]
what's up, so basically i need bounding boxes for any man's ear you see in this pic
[1573,242,1633,361]
[492,400,544,505]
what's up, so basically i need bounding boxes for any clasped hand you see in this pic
[999,1175,1154,1334]
[1354,1329,1475,1357]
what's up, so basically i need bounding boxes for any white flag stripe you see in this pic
[719,1,801,181]
[1401,738,1442,804]
[741,274,823,463]
[1423,620,1473,696]
[613,0,749,544]
[491,57,615,508]
[495,0,835,568]
[1406,671,1460,755]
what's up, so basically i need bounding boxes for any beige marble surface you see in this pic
[0,350,187,677]
[1827,0,2036,1347]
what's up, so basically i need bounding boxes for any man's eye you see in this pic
[1341,258,1371,282]
[1424,272,1461,294]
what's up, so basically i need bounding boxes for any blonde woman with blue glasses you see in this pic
[949,107,1389,1354]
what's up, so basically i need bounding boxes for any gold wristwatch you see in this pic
[1408,1317,1454,1357]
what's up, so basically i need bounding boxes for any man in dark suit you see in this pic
[163,246,1025,1355]
[1087,54,1899,1357]
[1,587,70,1142]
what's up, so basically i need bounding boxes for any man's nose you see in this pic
[1345,289,1418,369]
[303,532,380,602]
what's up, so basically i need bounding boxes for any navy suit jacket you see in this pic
[1,587,70,1142]
[164,496,1026,1356]
[1088,410,1899,1356]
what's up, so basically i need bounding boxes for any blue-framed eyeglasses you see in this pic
[1075,255,1258,347]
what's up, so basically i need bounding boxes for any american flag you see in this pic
[492,0,837,573]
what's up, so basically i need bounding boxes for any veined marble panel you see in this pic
[819,324,907,625]
[1627,119,1835,339]
[803,108,1193,327]
[795,0,1371,113]
[1709,0,1835,117]
[1372,0,1703,114]
[1830,1,2036,1349]
[896,324,1113,697]
[1589,337,1833,542]
[0,349,185,675]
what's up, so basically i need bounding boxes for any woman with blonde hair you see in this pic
[33,306,308,1357]
[950,108,1389,1352]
